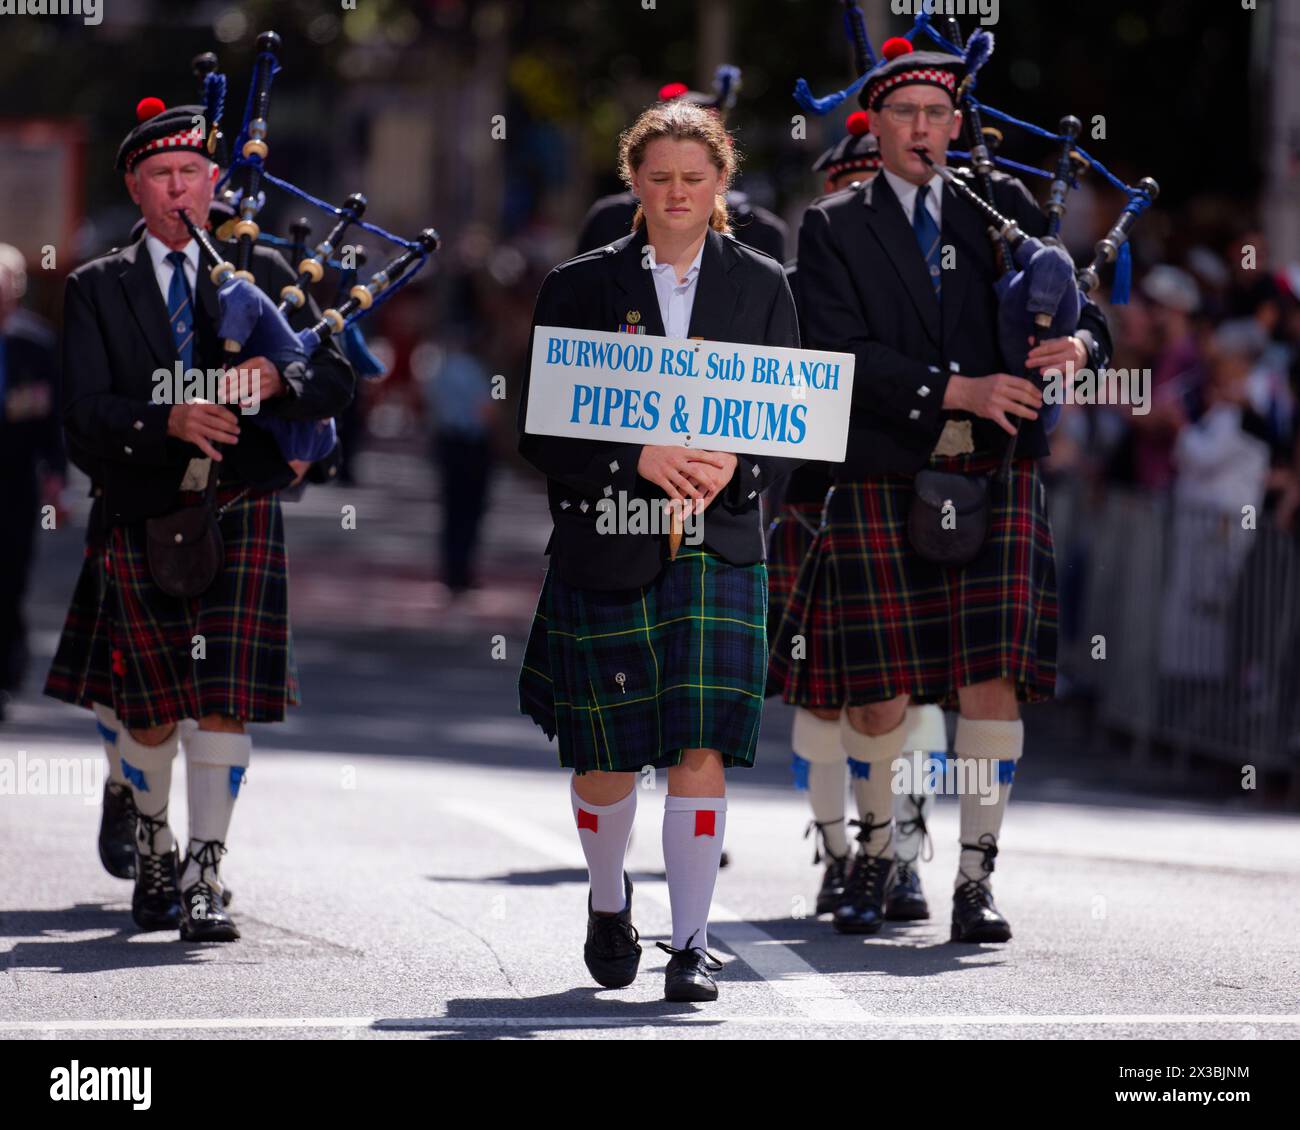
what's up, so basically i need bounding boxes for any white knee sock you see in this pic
[92,703,128,786]
[792,710,848,859]
[840,712,908,858]
[894,705,947,864]
[180,729,251,891]
[571,778,637,913]
[807,764,849,859]
[115,725,180,855]
[662,795,727,951]
[893,792,933,865]
[953,718,1023,889]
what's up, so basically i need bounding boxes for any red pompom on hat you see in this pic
[658,82,689,102]
[881,37,913,61]
[135,96,166,122]
[845,110,871,135]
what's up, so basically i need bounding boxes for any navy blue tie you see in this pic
[166,250,195,372]
[912,183,942,299]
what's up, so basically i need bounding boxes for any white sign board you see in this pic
[525,327,855,462]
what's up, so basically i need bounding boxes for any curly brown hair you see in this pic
[617,99,737,236]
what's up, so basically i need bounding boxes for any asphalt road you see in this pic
[2,743,1298,1040]
[2,447,1297,1039]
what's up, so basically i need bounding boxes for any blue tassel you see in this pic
[229,766,246,798]
[847,758,871,780]
[204,72,227,136]
[1111,240,1133,305]
[791,753,810,790]
[963,28,995,76]
[998,760,1017,785]
[94,719,117,745]
[793,76,850,117]
[121,758,147,792]
[712,64,742,112]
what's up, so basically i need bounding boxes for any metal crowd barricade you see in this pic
[1048,481,1300,785]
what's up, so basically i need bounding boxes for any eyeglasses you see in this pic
[878,103,956,126]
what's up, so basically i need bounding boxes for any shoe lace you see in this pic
[803,817,848,865]
[954,833,999,909]
[656,929,722,971]
[135,807,170,856]
[592,911,640,951]
[846,814,892,853]
[842,852,890,901]
[136,851,174,897]
[186,838,228,892]
[841,816,893,901]
[894,793,935,864]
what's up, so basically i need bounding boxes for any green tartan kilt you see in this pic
[518,549,769,773]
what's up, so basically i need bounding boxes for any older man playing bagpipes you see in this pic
[47,32,436,942]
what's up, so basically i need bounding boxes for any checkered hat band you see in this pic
[874,69,958,101]
[828,157,881,177]
[126,129,206,170]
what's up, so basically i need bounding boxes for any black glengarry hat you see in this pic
[116,97,212,173]
[858,38,964,112]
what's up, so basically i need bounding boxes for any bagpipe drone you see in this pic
[796,3,1159,448]
[182,33,440,472]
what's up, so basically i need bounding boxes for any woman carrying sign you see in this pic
[517,100,799,1002]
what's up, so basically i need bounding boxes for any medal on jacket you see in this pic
[619,309,645,334]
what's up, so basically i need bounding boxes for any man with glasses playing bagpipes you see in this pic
[771,36,1114,943]
[774,3,955,929]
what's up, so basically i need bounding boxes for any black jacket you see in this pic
[61,235,355,525]
[577,190,789,264]
[518,226,801,590]
[796,170,1112,479]
[777,259,834,507]
[1,316,64,490]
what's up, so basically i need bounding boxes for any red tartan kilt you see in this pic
[769,456,1057,708]
[43,537,116,710]
[765,501,820,638]
[764,500,834,699]
[45,486,301,729]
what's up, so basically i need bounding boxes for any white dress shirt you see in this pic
[882,167,944,229]
[144,233,209,489]
[144,232,200,311]
[648,237,705,339]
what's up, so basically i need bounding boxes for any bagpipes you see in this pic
[796,6,1159,304]
[794,4,1160,460]
[176,206,439,464]
[184,33,440,473]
